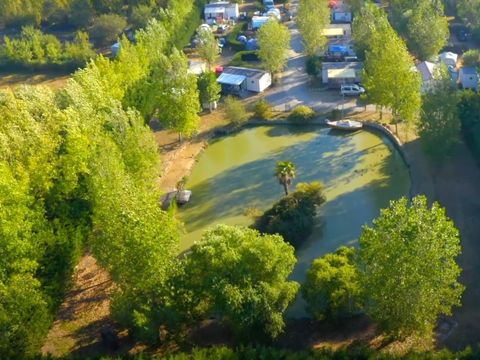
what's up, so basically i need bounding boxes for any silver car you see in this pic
[340,84,365,96]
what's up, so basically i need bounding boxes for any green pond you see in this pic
[177,125,409,315]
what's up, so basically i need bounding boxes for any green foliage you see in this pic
[129,4,155,29]
[227,22,246,51]
[175,225,299,341]
[358,196,464,338]
[458,90,480,160]
[253,99,273,119]
[0,0,44,27]
[196,28,220,70]
[302,247,361,321]
[352,3,389,60]
[297,0,330,56]
[254,182,326,248]
[89,13,127,46]
[305,56,322,76]
[462,49,480,68]
[457,0,480,31]
[1,26,95,70]
[362,20,421,125]
[418,75,460,160]
[288,105,315,123]
[389,0,449,60]
[228,50,260,67]
[197,71,221,111]
[258,20,291,75]
[224,96,249,126]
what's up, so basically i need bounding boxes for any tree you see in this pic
[89,13,127,46]
[407,1,449,60]
[358,196,464,337]
[302,246,361,321]
[253,99,273,119]
[462,49,480,67]
[457,0,480,31]
[197,71,221,112]
[458,90,480,158]
[275,161,295,195]
[175,225,299,341]
[257,20,291,76]
[254,182,326,248]
[362,23,421,127]
[129,4,154,30]
[196,28,220,70]
[69,0,95,28]
[297,0,330,56]
[418,71,460,160]
[224,96,248,126]
[352,3,390,60]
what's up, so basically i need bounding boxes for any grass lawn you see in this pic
[0,69,71,90]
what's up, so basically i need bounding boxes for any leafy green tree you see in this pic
[457,0,480,31]
[64,31,96,67]
[358,196,464,338]
[352,3,390,60]
[176,225,299,341]
[68,0,95,28]
[297,0,330,56]
[399,0,449,60]
[458,90,480,158]
[275,161,296,196]
[254,182,326,248]
[253,99,273,119]
[196,28,220,70]
[362,23,421,127]
[197,71,221,112]
[302,246,361,321]
[462,49,480,67]
[418,72,460,160]
[89,13,127,46]
[258,20,291,76]
[129,4,154,29]
[0,0,44,27]
[224,96,249,126]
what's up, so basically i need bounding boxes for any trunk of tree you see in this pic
[283,182,289,196]
[209,102,212,113]
[178,133,183,142]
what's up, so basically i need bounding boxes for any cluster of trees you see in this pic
[388,0,449,60]
[303,196,463,338]
[0,0,209,352]
[258,20,291,76]
[1,26,95,69]
[355,3,421,127]
[457,0,480,35]
[297,0,330,56]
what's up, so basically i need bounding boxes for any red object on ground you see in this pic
[215,65,224,75]
[328,0,339,8]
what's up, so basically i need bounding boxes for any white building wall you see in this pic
[246,73,271,92]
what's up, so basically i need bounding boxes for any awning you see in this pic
[217,73,246,86]
[327,68,356,79]
[322,28,344,37]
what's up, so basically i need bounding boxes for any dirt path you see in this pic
[42,254,116,357]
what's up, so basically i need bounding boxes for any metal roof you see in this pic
[327,68,356,79]
[217,72,246,86]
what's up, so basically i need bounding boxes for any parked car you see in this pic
[340,84,365,96]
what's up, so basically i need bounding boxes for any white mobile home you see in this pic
[322,62,363,88]
[458,67,479,91]
[204,2,239,21]
[217,66,271,94]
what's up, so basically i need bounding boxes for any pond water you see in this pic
[177,125,410,316]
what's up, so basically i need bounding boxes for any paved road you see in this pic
[265,1,366,114]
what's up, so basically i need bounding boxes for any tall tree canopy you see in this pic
[175,225,299,341]
[362,19,421,125]
[258,20,291,75]
[297,0,330,56]
[358,196,464,337]
[457,0,480,31]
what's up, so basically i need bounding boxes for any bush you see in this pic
[288,105,316,122]
[229,50,259,67]
[89,14,127,46]
[302,246,362,321]
[330,109,342,120]
[227,22,246,51]
[253,99,273,119]
[305,56,322,76]
[224,96,249,125]
[254,182,326,248]
[462,49,480,68]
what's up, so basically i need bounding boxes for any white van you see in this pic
[340,84,365,96]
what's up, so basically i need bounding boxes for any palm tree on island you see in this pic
[275,161,296,196]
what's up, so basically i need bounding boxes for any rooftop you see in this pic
[223,66,267,80]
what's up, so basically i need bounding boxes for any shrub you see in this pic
[305,55,322,76]
[462,49,480,68]
[253,99,273,119]
[288,105,315,122]
[224,96,249,125]
[253,182,326,248]
[302,246,362,321]
[89,14,127,46]
[227,22,246,51]
[330,109,342,120]
[229,50,259,67]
